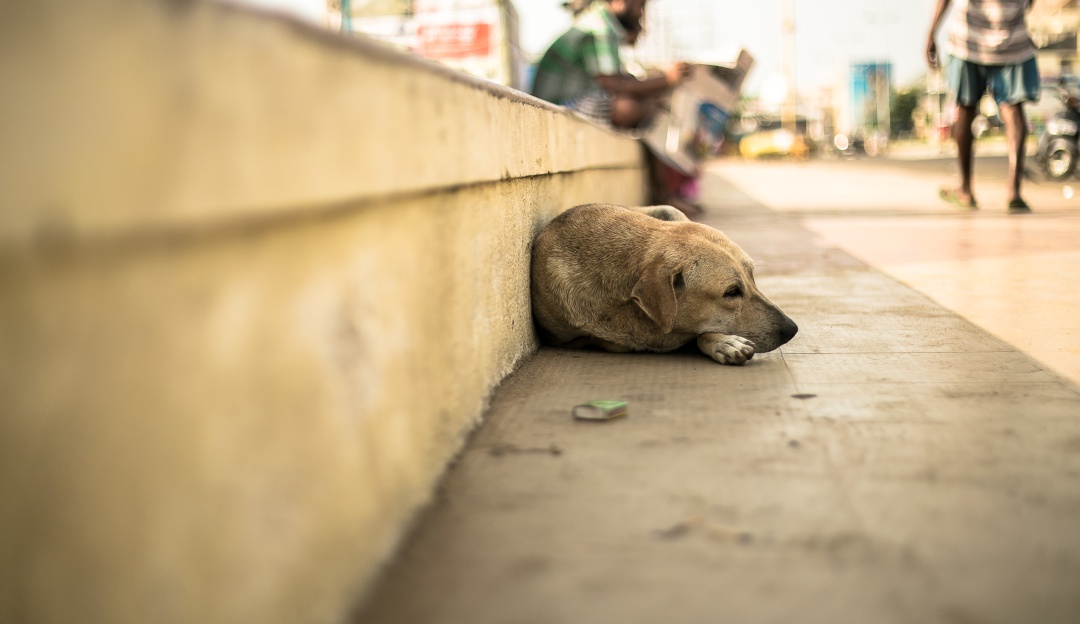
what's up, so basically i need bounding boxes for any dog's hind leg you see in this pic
[628,205,691,222]
[697,333,756,365]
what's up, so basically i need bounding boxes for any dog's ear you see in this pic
[631,259,679,333]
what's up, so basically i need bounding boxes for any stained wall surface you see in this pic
[0,2,646,623]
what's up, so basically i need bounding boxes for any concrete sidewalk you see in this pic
[354,164,1080,624]
[714,157,1080,385]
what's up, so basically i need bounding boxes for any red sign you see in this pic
[417,22,491,59]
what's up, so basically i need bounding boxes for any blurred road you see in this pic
[706,152,1080,385]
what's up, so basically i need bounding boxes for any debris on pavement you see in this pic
[653,516,702,540]
[572,400,628,421]
[488,443,563,457]
[654,517,758,545]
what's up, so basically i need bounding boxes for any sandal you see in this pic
[939,188,978,210]
[1007,198,1033,214]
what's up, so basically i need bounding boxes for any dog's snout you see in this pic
[778,317,799,345]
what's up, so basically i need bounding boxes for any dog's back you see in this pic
[531,204,688,349]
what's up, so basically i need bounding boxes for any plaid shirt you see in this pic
[531,1,626,105]
[948,0,1036,64]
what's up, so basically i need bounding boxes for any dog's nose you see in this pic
[778,317,799,345]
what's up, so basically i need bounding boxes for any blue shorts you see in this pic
[946,55,1040,107]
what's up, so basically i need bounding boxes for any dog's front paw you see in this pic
[698,333,756,365]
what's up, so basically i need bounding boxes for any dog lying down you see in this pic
[531,203,798,365]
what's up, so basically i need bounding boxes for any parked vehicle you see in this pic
[739,128,810,159]
[832,133,865,157]
[832,131,887,158]
[1033,87,1080,180]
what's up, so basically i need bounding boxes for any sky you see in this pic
[232,0,942,98]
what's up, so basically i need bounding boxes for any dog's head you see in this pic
[630,225,798,352]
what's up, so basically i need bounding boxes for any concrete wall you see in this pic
[0,2,646,623]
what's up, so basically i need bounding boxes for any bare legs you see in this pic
[999,101,1028,205]
[953,104,978,206]
[950,101,1029,208]
[645,150,703,217]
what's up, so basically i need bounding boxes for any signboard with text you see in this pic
[418,22,491,58]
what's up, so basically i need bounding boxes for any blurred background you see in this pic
[227,0,1080,158]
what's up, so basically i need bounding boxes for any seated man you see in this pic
[531,0,686,130]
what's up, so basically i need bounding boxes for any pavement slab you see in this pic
[716,157,1080,386]
[354,159,1080,624]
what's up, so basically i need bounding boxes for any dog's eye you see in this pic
[723,285,743,299]
[673,271,686,290]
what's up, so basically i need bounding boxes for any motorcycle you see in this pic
[1034,87,1080,180]
[832,133,865,157]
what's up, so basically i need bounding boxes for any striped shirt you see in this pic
[948,0,1037,64]
[531,0,626,105]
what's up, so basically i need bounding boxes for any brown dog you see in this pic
[531,203,798,365]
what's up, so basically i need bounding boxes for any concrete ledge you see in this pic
[0,2,645,623]
[0,0,641,244]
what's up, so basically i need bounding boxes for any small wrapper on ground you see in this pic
[572,400,628,421]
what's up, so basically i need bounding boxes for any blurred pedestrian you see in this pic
[532,0,686,130]
[532,0,702,215]
[927,0,1039,214]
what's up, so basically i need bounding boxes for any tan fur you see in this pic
[531,203,798,365]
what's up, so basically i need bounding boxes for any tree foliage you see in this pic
[891,88,920,137]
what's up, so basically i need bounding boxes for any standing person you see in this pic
[927,0,1039,214]
[532,0,702,215]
